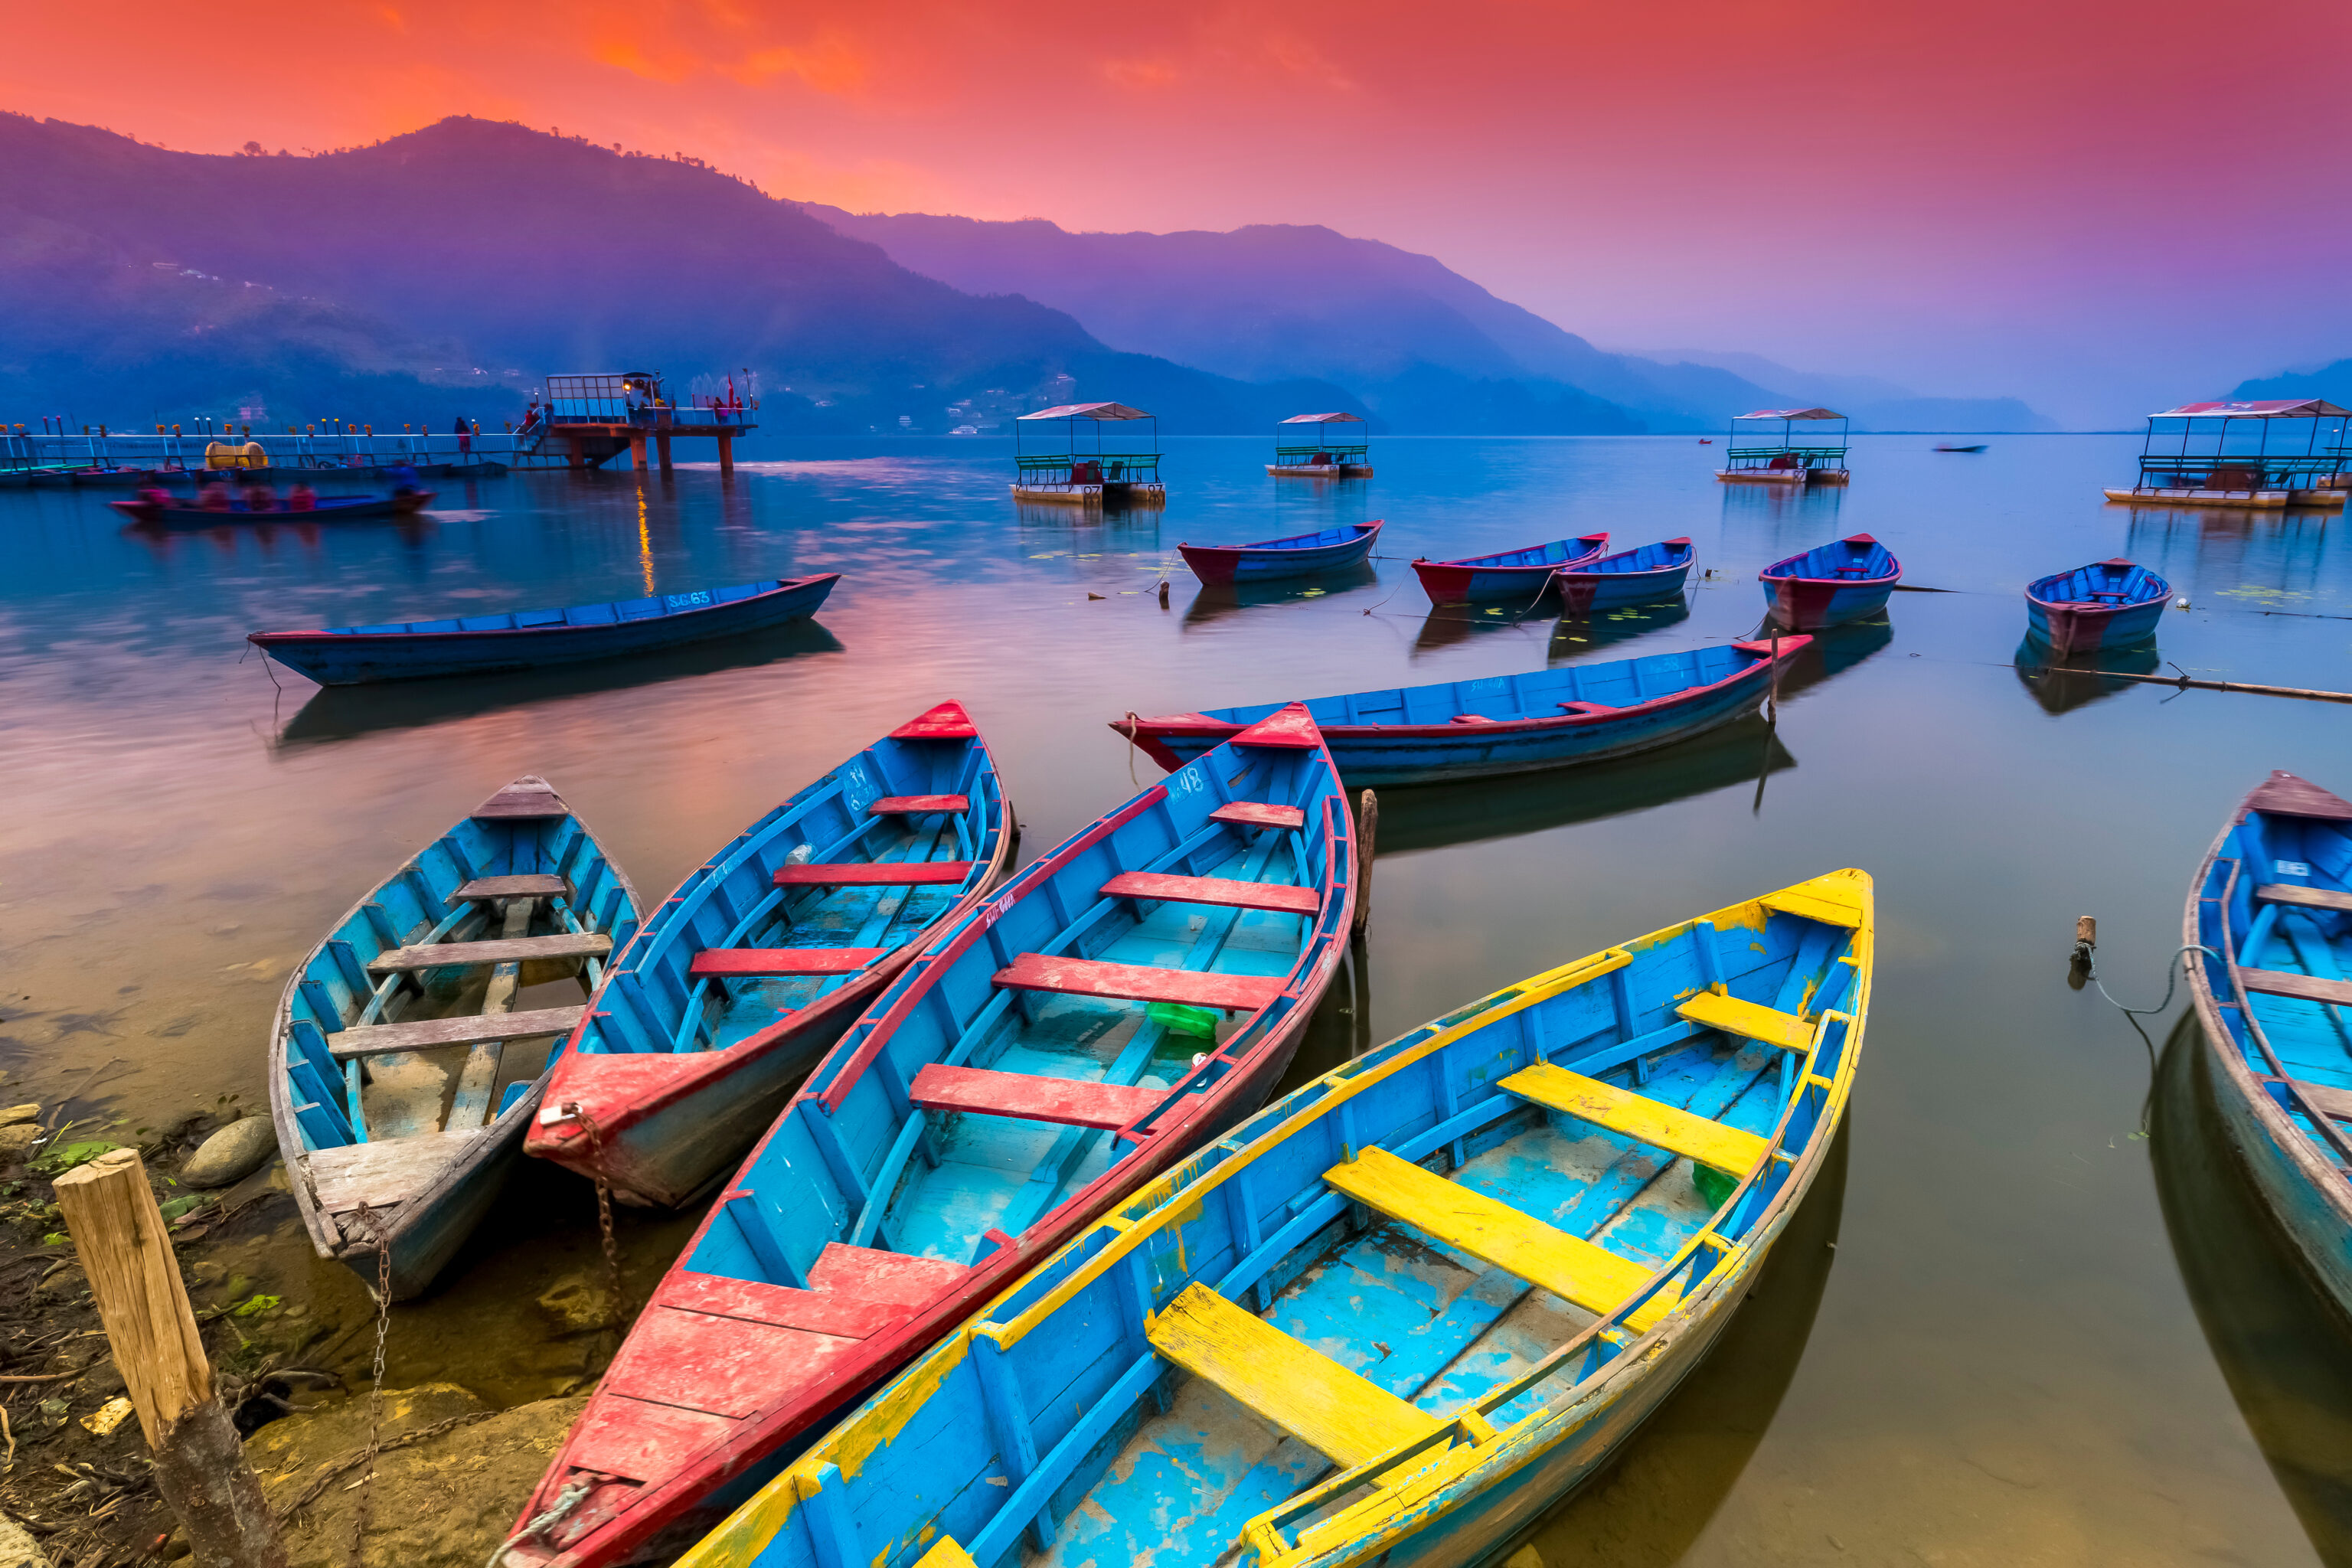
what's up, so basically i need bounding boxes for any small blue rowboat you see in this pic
[1179,521,1383,585]
[2024,558,2170,657]
[665,871,1871,1568]
[1118,637,1805,786]
[504,705,1357,1568]
[1553,537,1694,614]
[2187,770,2352,1324]
[526,702,1018,1209]
[1760,534,1902,629]
[249,575,840,684]
[269,776,641,1299]
[1412,531,1609,605]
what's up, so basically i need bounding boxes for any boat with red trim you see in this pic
[1178,521,1383,585]
[2025,558,2170,656]
[1759,534,1902,630]
[1553,538,1694,614]
[110,491,435,526]
[1411,532,1609,605]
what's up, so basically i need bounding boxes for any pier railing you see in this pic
[2,430,530,475]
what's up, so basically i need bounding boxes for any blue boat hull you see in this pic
[1763,578,1895,629]
[1556,553,1694,613]
[2025,596,2164,655]
[253,575,838,684]
[1180,524,1381,584]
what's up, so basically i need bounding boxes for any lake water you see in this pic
[3,434,2350,1563]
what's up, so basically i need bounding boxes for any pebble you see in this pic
[180,1117,277,1189]
[0,1104,40,1128]
[0,1512,48,1566]
[0,1125,43,1162]
[534,1271,616,1335]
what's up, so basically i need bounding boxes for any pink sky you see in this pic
[8,0,2351,420]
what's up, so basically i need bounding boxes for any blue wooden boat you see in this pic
[1118,637,1805,786]
[248,575,840,684]
[1179,521,1383,585]
[1759,534,1902,630]
[1553,537,1694,614]
[111,492,435,526]
[1412,532,1609,605]
[505,706,1356,1568]
[526,703,1018,1209]
[2024,558,2169,657]
[268,776,641,1300]
[668,870,1871,1568]
[2187,771,2352,1323]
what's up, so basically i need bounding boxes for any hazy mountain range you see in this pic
[2226,361,2352,410]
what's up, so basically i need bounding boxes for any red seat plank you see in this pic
[689,947,889,978]
[1101,872,1320,916]
[909,1063,1168,1130]
[994,952,1286,1011]
[775,861,975,887]
[1210,801,1306,831]
[867,795,970,815]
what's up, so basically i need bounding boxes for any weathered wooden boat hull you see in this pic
[2105,486,2346,510]
[1553,540,1694,614]
[250,576,839,684]
[2184,772,2352,1325]
[1180,522,1383,585]
[111,492,435,527]
[1412,534,1609,605]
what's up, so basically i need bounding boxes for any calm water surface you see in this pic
[5,434,2351,1563]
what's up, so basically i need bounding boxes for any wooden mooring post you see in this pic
[54,1149,287,1568]
[1353,789,1378,939]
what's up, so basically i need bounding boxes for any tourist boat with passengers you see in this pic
[2024,559,2169,657]
[2187,772,2352,1321]
[110,490,436,527]
[1116,637,1805,786]
[1713,409,1850,485]
[248,575,841,684]
[1552,538,1694,614]
[1178,521,1383,585]
[1267,412,1374,477]
[1759,534,1902,630]
[526,703,1016,1209]
[1411,532,1610,606]
[505,706,1356,1568]
[268,776,641,1299]
[2105,400,2351,510]
[665,870,1871,1568]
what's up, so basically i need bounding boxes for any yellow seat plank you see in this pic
[1323,1148,1677,1332]
[1501,1062,1769,1178]
[1145,1282,1440,1468]
[1676,988,1813,1052]
[911,1540,978,1568]
[1759,874,1867,928]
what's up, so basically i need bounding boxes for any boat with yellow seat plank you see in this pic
[668,870,1872,1568]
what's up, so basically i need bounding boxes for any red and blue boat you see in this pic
[1178,521,1383,585]
[1553,537,1694,614]
[248,575,839,684]
[506,706,1357,1568]
[1759,534,1902,629]
[1411,531,1609,606]
[2024,558,2170,657]
[1117,638,1805,786]
[525,703,1016,1210]
[111,491,435,526]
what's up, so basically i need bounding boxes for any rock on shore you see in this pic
[179,1117,277,1188]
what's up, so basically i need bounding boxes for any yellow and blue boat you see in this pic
[672,871,1870,1568]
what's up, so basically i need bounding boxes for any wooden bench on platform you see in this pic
[907,1063,1168,1130]
[1210,801,1305,831]
[1145,1281,1439,1468]
[1099,872,1320,916]
[689,947,888,978]
[775,861,974,888]
[1675,989,1815,1053]
[2239,967,2352,1008]
[2256,884,2352,914]
[867,795,969,816]
[453,874,568,902]
[991,952,1285,1013]
[1502,1063,1769,1178]
[325,1004,586,1060]
[1324,1146,1677,1331]
[368,931,612,974]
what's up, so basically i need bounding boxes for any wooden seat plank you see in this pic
[907,1063,1167,1130]
[1502,1062,1769,1177]
[689,947,888,978]
[2256,884,2352,914]
[305,1131,486,1215]
[367,932,611,974]
[992,952,1285,1012]
[2241,967,2352,1008]
[327,1004,586,1060]
[1210,801,1306,831]
[453,874,567,902]
[1758,876,1866,928]
[774,861,974,888]
[1325,1147,1677,1332]
[1676,989,1813,1052]
[1145,1282,1439,1468]
[2257,1076,2352,1122]
[867,795,970,815]
[1099,872,1320,916]
[470,780,569,819]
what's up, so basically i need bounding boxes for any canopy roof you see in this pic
[1019,402,1155,422]
[2150,398,2351,419]
[1279,411,1365,424]
[1735,407,1845,421]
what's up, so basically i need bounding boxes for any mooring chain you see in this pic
[563,1103,626,1338]
[346,1201,393,1568]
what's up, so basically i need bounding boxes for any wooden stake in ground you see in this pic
[1353,789,1378,939]
[53,1148,287,1568]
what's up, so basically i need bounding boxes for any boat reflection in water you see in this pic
[1500,1122,1850,1568]
[1547,598,1694,662]
[2151,1015,2352,1562]
[1773,613,1894,699]
[1182,563,1380,630]
[273,619,844,750]
[2011,635,2163,715]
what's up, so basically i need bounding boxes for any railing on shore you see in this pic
[1,430,531,475]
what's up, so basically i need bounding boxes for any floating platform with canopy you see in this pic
[1714,408,1850,485]
[2102,399,2350,509]
[1268,411,1373,477]
[1012,402,1165,505]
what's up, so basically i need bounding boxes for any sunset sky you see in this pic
[9,0,2350,423]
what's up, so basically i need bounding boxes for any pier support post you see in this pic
[657,433,674,474]
[565,434,586,470]
[55,1149,286,1568]
[717,431,735,475]
[629,433,648,472]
